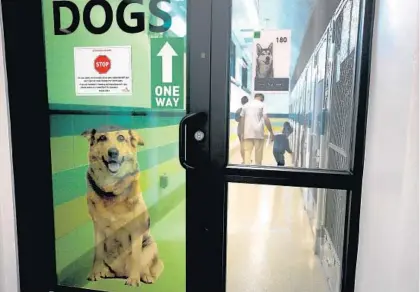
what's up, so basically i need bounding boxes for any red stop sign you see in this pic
[94,55,111,74]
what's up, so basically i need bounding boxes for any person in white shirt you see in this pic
[239,93,274,165]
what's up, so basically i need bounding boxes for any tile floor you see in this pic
[226,142,330,292]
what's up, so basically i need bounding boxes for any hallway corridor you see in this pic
[226,142,330,292]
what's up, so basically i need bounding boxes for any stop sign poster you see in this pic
[74,46,132,95]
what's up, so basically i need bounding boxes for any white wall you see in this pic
[263,92,289,114]
[355,0,419,291]
[0,4,19,292]
[230,82,290,114]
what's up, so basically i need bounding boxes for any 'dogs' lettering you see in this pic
[53,0,171,35]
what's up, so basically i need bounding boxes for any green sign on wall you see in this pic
[151,38,185,109]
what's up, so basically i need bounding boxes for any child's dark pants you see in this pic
[273,149,285,167]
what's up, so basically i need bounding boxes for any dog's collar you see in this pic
[87,173,117,199]
[87,170,140,200]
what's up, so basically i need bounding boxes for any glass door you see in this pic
[2,0,374,291]
[205,0,375,291]
[2,0,213,291]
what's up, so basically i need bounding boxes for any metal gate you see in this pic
[287,3,361,280]
[324,0,358,255]
[322,0,360,290]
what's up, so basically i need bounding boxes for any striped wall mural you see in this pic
[50,110,186,291]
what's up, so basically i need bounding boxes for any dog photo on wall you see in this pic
[252,30,292,93]
[255,42,274,78]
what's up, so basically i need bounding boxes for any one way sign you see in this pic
[151,38,185,109]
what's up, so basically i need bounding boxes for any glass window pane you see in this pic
[226,183,347,292]
[229,0,361,171]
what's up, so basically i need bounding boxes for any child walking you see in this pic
[273,122,293,166]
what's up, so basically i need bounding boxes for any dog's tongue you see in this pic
[108,162,120,173]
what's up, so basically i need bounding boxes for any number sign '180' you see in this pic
[276,37,288,43]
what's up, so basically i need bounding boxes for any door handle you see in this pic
[179,112,207,170]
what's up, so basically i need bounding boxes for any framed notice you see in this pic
[252,29,291,93]
[74,46,132,96]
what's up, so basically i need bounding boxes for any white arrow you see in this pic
[157,42,178,83]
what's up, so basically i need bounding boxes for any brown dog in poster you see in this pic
[82,125,163,286]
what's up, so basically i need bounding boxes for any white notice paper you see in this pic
[74,46,132,96]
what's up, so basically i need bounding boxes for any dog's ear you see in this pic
[256,44,262,55]
[81,129,91,138]
[129,130,145,146]
[81,128,96,138]
[81,129,96,145]
[268,42,273,52]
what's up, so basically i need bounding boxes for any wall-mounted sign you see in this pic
[74,46,132,96]
[252,29,292,93]
[151,38,185,109]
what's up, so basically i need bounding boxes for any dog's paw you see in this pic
[87,265,115,281]
[101,268,116,278]
[141,274,155,284]
[126,277,141,287]
[88,270,103,281]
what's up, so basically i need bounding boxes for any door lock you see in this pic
[194,130,205,142]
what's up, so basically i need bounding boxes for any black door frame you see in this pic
[1,0,56,291]
[1,0,375,291]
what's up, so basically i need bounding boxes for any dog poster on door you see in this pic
[42,0,187,291]
[252,30,292,93]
